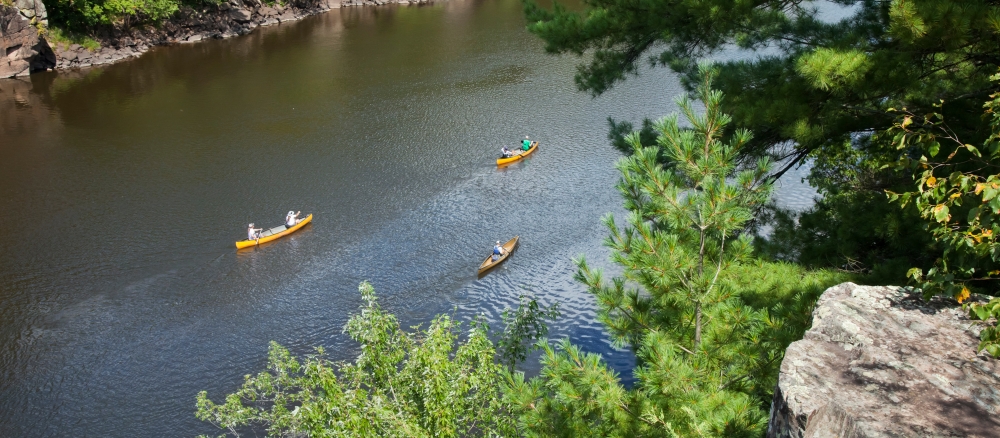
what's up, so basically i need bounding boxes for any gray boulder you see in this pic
[229,8,252,22]
[767,283,1000,438]
[15,0,46,24]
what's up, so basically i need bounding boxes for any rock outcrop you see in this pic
[767,283,1000,438]
[15,0,46,26]
[1,4,55,77]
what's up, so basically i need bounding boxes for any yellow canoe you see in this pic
[478,236,519,276]
[236,214,313,249]
[497,142,538,167]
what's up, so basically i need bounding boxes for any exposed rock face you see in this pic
[1,4,55,77]
[767,283,1000,438]
[15,0,47,25]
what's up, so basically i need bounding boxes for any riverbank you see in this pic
[1,0,430,77]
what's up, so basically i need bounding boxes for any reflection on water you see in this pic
[0,1,815,436]
[0,78,63,156]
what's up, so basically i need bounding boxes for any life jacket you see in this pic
[493,246,502,255]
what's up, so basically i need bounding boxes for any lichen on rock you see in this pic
[767,282,1000,438]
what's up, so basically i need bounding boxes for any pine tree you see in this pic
[506,68,787,437]
[580,66,774,352]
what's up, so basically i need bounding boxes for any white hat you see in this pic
[249,223,254,227]
[288,211,294,215]
[496,241,500,245]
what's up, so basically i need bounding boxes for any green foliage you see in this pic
[47,0,181,33]
[969,289,1000,360]
[572,68,774,434]
[504,338,647,438]
[196,282,516,438]
[505,71,851,437]
[886,73,1000,302]
[877,70,1000,356]
[968,298,1000,357]
[583,66,775,352]
[496,295,560,371]
[526,0,1000,276]
[45,26,102,51]
[524,0,999,152]
[795,48,871,92]
[754,135,937,281]
[725,261,853,402]
[506,260,851,437]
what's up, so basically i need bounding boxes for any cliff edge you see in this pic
[767,282,1000,438]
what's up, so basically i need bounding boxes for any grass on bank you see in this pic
[45,25,101,51]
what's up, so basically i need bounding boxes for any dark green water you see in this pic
[0,1,815,435]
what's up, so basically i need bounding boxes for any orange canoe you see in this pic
[236,214,312,249]
[497,142,538,167]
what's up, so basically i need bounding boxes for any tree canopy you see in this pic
[527,0,1000,281]
[527,0,1000,172]
[196,282,517,438]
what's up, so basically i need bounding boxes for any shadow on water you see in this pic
[456,65,532,90]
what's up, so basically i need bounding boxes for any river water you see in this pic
[0,1,816,435]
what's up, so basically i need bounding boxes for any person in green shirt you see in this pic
[521,136,531,151]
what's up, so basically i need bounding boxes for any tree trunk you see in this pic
[694,301,701,351]
[696,227,705,352]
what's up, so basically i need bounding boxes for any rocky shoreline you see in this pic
[1,0,429,77]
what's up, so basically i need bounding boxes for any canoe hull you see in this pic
[236,214,313,249]
[497,142,538,167]
[478,236,519,275]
